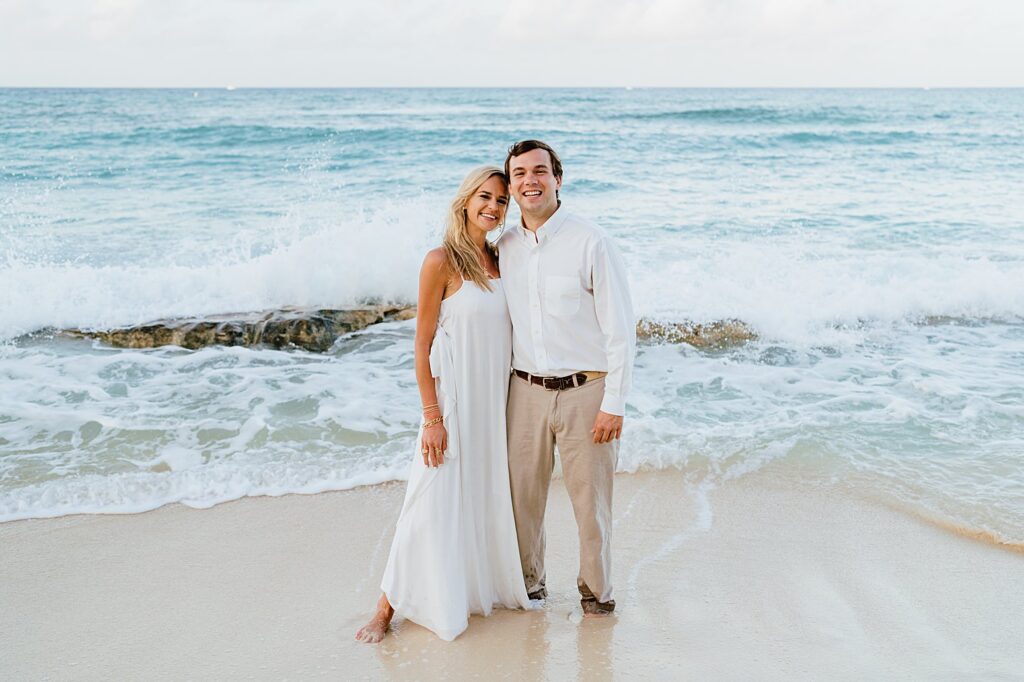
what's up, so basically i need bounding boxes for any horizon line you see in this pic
[2,85,1024,91]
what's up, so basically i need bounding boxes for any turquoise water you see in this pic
[1,88,1023,541]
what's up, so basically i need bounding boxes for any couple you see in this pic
[356,140,636,643]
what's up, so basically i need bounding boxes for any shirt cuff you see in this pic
[600,393,625,416]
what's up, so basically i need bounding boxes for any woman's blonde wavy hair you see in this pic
[443,166,507,292]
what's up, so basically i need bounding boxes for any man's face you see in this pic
[508,148,562,217]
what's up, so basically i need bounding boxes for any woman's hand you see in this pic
[421,422,447,467]
[415,249,451,469]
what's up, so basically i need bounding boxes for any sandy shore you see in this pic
[2,465,1022,680]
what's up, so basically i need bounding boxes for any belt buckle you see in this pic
[551,374,579,390]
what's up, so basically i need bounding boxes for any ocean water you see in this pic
[1,88,1022,544]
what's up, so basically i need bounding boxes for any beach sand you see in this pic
[2,465,1022,681]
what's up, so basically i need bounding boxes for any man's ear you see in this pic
[555,176,563,190]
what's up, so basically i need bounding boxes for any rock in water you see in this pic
[64,308,754,352]
[64,306,415,352]
[635,318,756,349]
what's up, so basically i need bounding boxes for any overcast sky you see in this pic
[1,0,1022,87]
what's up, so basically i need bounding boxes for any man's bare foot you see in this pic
[581,598,615,618]
[355,594,395,644]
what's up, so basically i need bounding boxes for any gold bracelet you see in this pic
[422,415,444,428]
[422,403,439,412]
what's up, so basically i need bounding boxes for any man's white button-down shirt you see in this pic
[497,205,636,416]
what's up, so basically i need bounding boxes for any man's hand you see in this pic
[591,411,624,444]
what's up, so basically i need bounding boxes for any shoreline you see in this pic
[2,467,1022,679]
[873,498,1024,555]
[4,464,1020,556]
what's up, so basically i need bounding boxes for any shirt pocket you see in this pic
[545,275,580,316]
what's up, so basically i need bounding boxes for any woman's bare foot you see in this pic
[355,594,395,644]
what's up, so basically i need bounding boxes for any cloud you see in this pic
[0,0,1021,86]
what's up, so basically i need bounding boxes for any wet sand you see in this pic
[2,466,1022,680]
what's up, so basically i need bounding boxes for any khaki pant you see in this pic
[507,374,618,604]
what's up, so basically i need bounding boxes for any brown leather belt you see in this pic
[513,369,606,391]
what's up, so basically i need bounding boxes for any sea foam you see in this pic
[4,202,1023,344]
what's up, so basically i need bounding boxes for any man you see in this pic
[498,140,636,617]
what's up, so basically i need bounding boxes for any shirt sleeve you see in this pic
[590,235,636,416]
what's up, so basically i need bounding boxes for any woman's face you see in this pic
[464,175,509,233]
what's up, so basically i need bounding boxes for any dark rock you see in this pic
[636,318,756,349]
[63,305,416,352]
[63,306,756,352]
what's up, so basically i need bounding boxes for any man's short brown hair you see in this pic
[504,140,563,180]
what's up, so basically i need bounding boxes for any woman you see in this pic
[355,167,531,643]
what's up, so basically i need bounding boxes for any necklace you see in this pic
[477,246,498,278]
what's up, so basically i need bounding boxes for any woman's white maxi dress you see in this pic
[380,278,531,641]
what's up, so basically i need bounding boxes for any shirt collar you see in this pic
[517,203,567,244]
